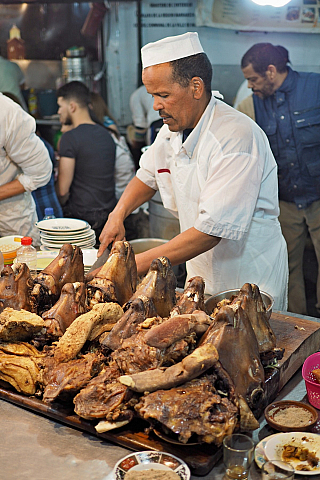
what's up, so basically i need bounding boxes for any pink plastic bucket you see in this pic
[302,352,320,409]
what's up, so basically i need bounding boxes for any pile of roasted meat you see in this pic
[0,242,281,446]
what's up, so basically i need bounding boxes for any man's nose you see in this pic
[247,80,253,89]
[153,98,163,111]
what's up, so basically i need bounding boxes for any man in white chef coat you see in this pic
[98,32,288,311]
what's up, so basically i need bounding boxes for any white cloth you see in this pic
[112,134,136,200]
[233,79,252,109]
[137,94,288,310]
[141,32,204,69]
[0,94,52,243]
[0,56,27,110]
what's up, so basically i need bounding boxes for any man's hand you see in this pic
[98,213,126,257]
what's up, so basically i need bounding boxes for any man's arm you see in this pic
[57,156,75,204]
[135,227,220,277]
[0,178,26,201]
[98,176,156,256]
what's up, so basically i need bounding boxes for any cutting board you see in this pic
[1,312,320,476]
[269,312,320,391]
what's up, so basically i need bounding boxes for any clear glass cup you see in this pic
[223,433,255,480]
[261,460,295,480]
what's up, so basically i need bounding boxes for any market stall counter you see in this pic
[1,311,320,480]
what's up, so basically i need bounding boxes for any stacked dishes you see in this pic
[35,218,96,250]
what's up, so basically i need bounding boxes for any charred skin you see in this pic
[31,244,84,314]
[0,264,34,313]
[42,282,87,338]
[86,241,137,308]
[131,257,177,318]
[170,276,206,316]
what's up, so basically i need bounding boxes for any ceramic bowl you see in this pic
[113,451,190,480]
[264,400,318,432]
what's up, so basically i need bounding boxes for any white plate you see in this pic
[40,232,95,245]
[35,218,89,233]
[40,237,96,248]
[40,229,95,242]
[38,225,92,237]
[113,450,190,480]
[264,432,320,475]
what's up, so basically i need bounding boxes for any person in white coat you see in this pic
[0,93,52,244]
[98,32,288,311]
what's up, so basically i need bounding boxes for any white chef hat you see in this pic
[141,32,204,69]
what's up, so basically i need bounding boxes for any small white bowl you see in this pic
[113,450,190,480]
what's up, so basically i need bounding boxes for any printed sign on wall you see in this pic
[196,0,320,33]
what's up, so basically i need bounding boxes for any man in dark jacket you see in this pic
[240,43,320,315]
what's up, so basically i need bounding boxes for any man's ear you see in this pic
[266,65,277,80]
[68,100,77,113]
[191,77,204,99]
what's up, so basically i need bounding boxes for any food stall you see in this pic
[1,239,320,479]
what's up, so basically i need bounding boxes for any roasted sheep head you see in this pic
[42,352,103,404]
[170,276,206,316]
[130,256,177,318]
[31,244,84,314]
[233,283,276,354]
[86,241,137,309]
[0,263,34,313]
[101,296,158,352]
[201,303,265,414]
[42,282,87,338]
[73,363,138,427]
[135,374,238,445]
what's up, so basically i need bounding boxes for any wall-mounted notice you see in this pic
[196,0,320,33]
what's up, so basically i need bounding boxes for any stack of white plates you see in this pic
[35,218,96,250]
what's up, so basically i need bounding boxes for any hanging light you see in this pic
[251,0,292,6]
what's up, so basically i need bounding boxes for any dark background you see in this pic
[0,3,98,60]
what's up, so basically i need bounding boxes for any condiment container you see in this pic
[264,400,318,432]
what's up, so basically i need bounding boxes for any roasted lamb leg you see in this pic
[130,256,177,318]
[0,264,34,313]
[86,241,137,308]
[31,244,84,314]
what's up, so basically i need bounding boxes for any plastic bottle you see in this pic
[28,88,38,118]
[16,237,37,277]
[0,251,4,273]
[43,207,56,220]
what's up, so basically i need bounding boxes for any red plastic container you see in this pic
[302,352,320,409]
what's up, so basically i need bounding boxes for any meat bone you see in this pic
[119,343,219,392]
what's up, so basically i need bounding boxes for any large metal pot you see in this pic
[205,289,274,317]
[129,238,168,254]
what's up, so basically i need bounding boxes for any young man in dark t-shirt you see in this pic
[57,81,117,241]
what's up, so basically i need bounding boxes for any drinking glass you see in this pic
[262,460,295,480]
[223,433,255,480]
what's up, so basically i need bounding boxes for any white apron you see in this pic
[168,105,288,311]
